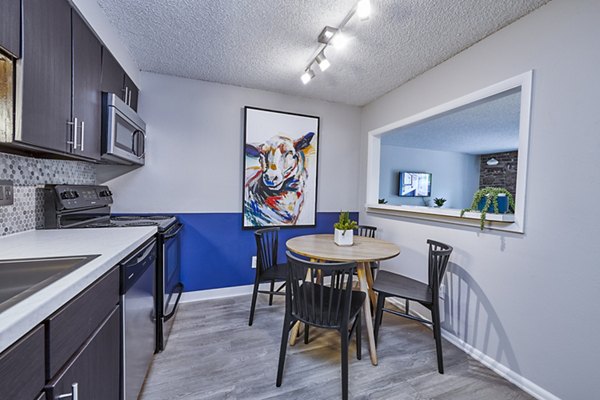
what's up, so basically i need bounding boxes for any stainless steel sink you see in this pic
[0,255,99,312]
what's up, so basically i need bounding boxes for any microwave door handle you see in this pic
[136,130,146,158]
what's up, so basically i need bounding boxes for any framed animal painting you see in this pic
[243,106,320,228]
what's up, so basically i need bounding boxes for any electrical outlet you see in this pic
[0,180,14,206]
[251,256,257,269]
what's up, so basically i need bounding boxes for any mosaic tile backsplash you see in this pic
[0,152,96,236]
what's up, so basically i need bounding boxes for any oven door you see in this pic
[102,93,146,165]
[159,222,183,351]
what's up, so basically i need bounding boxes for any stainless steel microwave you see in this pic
[102,92,146,165]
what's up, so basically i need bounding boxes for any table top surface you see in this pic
[286,234,400,262]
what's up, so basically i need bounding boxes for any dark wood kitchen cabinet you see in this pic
[72,11,102,160]
[17,0,102,160]
[0,325,45,400]
[102,48,140,111]
[19,0,72,154]
[0,0,21,57]
[46,306,121,400]
[0,267,122,400]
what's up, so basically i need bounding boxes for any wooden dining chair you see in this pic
[248,227,288,326]
[373,240,453,373]
[277,252,364,400]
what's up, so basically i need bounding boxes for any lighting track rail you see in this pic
[301,0,371,84]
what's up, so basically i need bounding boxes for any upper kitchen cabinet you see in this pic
[19,0,72,154]
[17,0,102,160]
[72,11,102,160]
[0,0,21,58]
[101,48,139,111]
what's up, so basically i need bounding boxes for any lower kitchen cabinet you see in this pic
[0,325,45,400]
[46,305,121,400]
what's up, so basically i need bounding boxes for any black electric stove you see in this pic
[42,184,184,353]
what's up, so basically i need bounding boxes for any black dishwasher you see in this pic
[120,238,156,400]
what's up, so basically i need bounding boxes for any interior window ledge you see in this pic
[365,203,521,233]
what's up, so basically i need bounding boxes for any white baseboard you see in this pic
[180,283,272,303]
[385,298,560,400]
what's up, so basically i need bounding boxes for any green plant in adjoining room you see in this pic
[433,197,446,207]
[334,211,357,234]
[460,187,515,230]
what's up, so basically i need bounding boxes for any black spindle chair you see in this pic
[248,227,288,326]
[277,252,365,400]
[355,225,379,279]
[373,240,453,374]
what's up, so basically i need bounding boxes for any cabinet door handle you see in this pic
[80,120,85,151]
[66,117,78,150]
[56,382,78,400]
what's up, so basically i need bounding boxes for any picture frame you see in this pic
[242,106,320,229]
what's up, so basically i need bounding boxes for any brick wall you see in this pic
[479,151,518,199]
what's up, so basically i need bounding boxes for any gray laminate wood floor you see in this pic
[140,295,533,400]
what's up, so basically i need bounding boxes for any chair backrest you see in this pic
[426,240,453,296]
[255,227,279,274]
[285,251,356,329]
[355,225,377,238]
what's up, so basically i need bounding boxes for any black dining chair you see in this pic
[277,252,365,400]
[248,227,288,326]
[373,240,453,374]
[355,225,379,279]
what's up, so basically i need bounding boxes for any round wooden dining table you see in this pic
[286,234,400,366]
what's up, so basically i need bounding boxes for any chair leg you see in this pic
[374,293,385,346]
[276,315,292,387]
[432,304,444,374]
[269,280,275,306]
[304,324,310,344]
[340,328,349,400]
[248,279,260,326]
[356,312,362,360]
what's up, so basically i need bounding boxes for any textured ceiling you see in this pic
[381,88,521,154]
[95,0,549,106]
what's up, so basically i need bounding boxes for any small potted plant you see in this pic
[334,211,357,246]
[433,197,447,208]
[461,187,515,230]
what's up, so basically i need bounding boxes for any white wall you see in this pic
[379,145,479,208]
[360,1,600,399]
[105,72,361,213]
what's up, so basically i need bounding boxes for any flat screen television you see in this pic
[399,172,432,197]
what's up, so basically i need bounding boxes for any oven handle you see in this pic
[164,282,184,321]
[163,223,183,240]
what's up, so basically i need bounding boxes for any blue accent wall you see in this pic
[176,212,358,291]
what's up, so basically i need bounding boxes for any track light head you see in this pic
[301,68,315,84]
[356,0,371,20]
[316,52,330,71]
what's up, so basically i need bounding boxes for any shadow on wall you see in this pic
[442,262,521,375]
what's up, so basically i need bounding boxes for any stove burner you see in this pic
[86,222,119,228]
[123,221,158,227]
[111,216,144,221]
[112,215,173,221]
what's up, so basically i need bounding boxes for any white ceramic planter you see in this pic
[334,228,353,246]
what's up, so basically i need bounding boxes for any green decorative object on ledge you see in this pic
[433,197,447,207]
[461,187,515,230]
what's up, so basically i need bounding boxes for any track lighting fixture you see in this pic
[299,0,371,84]
[356,0,371,20]
[316,52,330,71]
[301,68,315,84]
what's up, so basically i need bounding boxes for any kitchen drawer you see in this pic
[46,305,121,400]
[46,267,119,379]
[0,325,45,400]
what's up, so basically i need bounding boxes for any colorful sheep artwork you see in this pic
[243,107,320,228]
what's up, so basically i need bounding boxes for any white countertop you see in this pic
[0,227,157,353]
